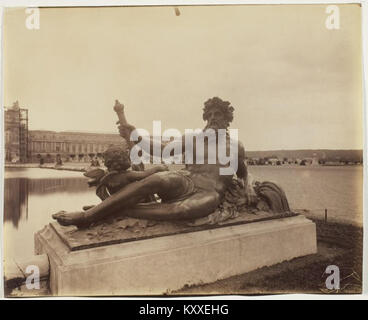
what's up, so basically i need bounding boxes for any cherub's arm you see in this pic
[125,164,169,182]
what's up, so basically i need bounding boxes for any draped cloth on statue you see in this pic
[254,181,291,213]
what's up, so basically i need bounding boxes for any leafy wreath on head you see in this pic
[202,97,235,128]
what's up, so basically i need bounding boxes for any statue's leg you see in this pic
[53,172,191,226]
[123,190,221,221]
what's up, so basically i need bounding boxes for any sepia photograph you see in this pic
[1,3,364,297]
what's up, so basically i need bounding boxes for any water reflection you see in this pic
[4,168,98,260]
[4,177,90,227]
[4,178,29,227]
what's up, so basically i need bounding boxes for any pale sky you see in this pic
[3,4,363,151]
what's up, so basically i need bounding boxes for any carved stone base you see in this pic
[34,214,316,296]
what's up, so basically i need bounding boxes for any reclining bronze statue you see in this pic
[53,97,290,228]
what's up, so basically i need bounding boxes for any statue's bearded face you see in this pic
[205,107,228,130]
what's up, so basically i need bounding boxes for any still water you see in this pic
[4,168,97,261]
[249,165,363,226]
[3,166,363,261]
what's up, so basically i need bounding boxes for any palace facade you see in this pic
[28,130,124,163]
[4,101,125,163]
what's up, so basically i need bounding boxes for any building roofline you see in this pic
[29,130,119,135]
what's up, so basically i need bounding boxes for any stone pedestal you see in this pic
[34,214,316,296]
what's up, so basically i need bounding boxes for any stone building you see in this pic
[4,101,126,163]
[28,130,125,163]
[4,101,29,163]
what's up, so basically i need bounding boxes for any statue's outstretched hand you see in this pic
[113,99,124,113]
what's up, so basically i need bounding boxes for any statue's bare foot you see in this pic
[52,210,90,228]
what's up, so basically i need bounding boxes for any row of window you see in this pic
[30,141,111,153]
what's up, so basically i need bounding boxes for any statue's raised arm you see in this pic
[114,100,136,148]
[114,99,184,157]
[113,100,128,126]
